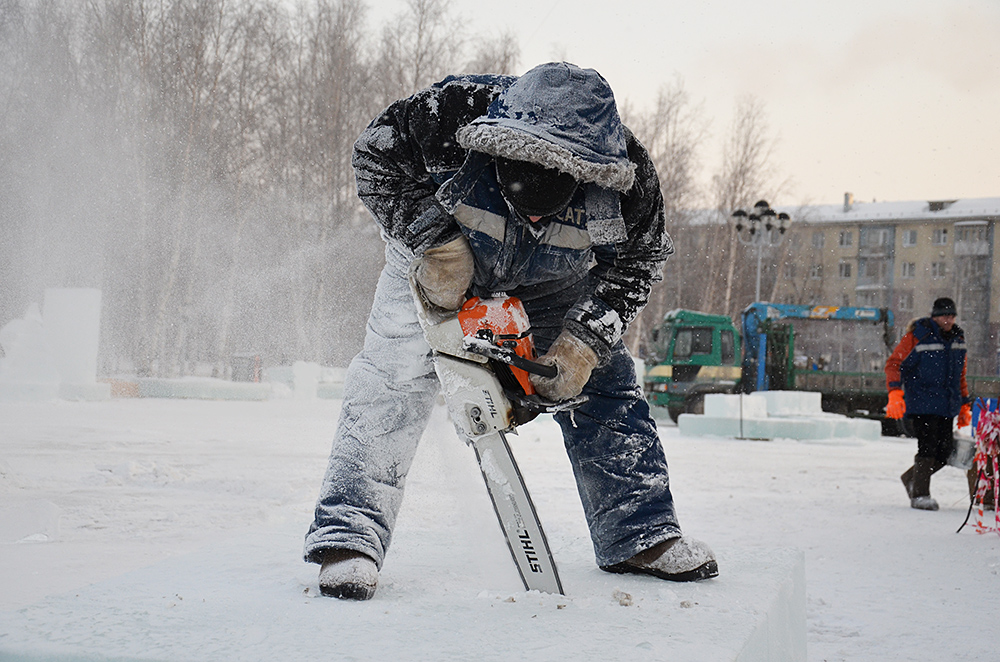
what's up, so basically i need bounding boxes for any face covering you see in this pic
[496,157,578,218]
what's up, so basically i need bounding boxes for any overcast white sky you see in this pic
[372,0,999,207]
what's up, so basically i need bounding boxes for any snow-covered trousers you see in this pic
[304,241,682,569]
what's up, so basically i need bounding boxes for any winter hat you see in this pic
[931,297,957,316]
[456,62,636,193]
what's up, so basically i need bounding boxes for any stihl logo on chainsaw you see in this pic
[482,389,498,418]
[519,530,543,573]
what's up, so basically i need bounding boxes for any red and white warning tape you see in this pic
[971,404,1000,536]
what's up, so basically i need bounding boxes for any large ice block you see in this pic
[43,288,111,400]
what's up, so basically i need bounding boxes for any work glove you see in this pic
[529,330,598,402]
[886,389,905,419]
[414,236,474,311]
[958,403,972,429]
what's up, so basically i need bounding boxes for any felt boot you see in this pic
[318,550,378,600]
[600,537,718,582]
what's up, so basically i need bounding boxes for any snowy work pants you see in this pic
[304,241,682,569]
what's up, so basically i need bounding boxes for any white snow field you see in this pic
[1,397,996,661]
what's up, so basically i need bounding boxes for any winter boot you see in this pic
[600,536,718,582]
[318,549,378,600]
[909,457,939,511]
[901,465,915,499]
[910,495,939,511]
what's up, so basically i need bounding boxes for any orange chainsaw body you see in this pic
[458,296,538,396]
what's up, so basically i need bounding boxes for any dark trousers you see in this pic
[909,414,954,464]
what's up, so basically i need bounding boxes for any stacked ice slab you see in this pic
[0,288,110,401]
[678,391,882,441]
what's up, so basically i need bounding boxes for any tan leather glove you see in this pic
[529,330,598,401]
[414,236,474,311]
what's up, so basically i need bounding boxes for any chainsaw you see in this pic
[409,270,585,595]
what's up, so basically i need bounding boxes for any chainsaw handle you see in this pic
[505,351,558,379]
[461,337,557,379]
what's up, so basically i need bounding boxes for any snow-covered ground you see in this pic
[1,397,996,661]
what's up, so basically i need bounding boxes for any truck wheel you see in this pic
[684,393,705,416]
[667,405,684,423]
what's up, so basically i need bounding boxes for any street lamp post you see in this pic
[732,200,791,302]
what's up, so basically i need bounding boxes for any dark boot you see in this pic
[910,457,939,511]
[901,465,914,499]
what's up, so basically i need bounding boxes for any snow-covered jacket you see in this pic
[885,317,970,417]
[352,63,672,360]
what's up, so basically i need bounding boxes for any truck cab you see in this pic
[644,309,742,422]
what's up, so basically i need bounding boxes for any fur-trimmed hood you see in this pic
[456,62,636,193]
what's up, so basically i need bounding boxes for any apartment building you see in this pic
[773,195,1000,375]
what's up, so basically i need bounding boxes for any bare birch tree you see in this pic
[464,29,519,75]
[0,0,520,376]
[622,78,706,357]
[709,95,780,317]
[373,0,463,103]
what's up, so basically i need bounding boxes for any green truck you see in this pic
[644,302,1000,430]
[645,309,743,422]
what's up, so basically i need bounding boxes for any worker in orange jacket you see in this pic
[885,297,972,510]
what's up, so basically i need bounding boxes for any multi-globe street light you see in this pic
[732,200,791,302]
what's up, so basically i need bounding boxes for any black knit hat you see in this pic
[931,297,957,317]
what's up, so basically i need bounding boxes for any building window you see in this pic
[859,259,888,281]
[857,291,881,306]
[812,232,825,249]
[956,225,987,242]
[809,264,823,279]
[932,228,948,245]
[838,261,852,278]
[964,257,989,278]
[902,229,917,247]
[783,263,796,279]
[898,292,914,311]
[839,231,853,247]
[863,228,891,247]
[901,262,916,278]
[931,262,947,279]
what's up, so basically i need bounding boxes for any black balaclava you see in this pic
[495,157,578,218]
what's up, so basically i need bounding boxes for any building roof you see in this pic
[780,196,1000,225]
